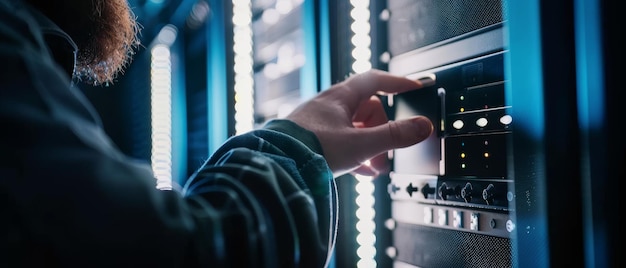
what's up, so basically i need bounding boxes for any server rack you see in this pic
[379,0,619,267]
[384,1,510,267]
[250,0,326,127]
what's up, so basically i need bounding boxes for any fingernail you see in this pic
[414,116,434,139]
[417,74,436,88]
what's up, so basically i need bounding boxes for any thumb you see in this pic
[363,116,434,154]
[326,116,433,176]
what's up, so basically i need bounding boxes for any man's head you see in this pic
[26,0,140,86]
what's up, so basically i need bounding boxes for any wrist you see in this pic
[262,119,325,156]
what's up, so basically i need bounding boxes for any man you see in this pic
[0,0,433,267]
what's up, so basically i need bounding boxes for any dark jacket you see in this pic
[0,0,337,267]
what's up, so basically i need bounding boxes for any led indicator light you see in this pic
[453,120,464,129]
[500,115,513,125]
[476,117,488,127]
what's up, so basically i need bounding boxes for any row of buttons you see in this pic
[423,207,515,232]
[452,114,512,130]
[422,207,479,230]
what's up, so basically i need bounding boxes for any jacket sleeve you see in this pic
[183,120,337,267]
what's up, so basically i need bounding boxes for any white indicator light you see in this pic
[470,213,479,231]
[476,117,488,127]
[500,115,513,125]
[453,210,463,228]
[506,220,516,232]
[424,207,433,223]
[438,209,448,226]
[453,120,464,129]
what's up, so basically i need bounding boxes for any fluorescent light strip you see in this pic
[232,0,255,134]
[355,174,377,268]
[151,44,173,190]
[350,0,372,74]
[349,0,375,267]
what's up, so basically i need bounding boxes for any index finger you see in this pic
[344,69,421,97]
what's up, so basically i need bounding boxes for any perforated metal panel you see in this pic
[387,0,503,56]
[393,223,512,268]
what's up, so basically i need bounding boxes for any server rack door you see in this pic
[384,1,515,267]
[383,0,620,267]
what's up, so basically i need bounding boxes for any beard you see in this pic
[25,0,140,86]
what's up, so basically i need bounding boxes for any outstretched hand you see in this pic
[286,69,434,177]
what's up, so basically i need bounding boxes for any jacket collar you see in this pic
[24,1,79,78]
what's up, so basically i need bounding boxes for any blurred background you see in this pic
[80,0,620,267]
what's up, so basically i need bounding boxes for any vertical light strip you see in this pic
[574,0,604,266]
[151,44,173,190]
[232,0,255,134]
[350,0,372,74]
[207,1,228,154]
[355,174,377,268]
[350,1,374,267]
[504,0,548,267]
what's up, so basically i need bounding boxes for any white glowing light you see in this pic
[275,0,293,14]
[156,25,178,46]
[350,1,375,266]
[232,0,255,134]
[453,119,465,129]
[350,0,371,75]
[262,8,280,25]
[151,44,173,190]
[476,117,488,127]
[500,114,513,125]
